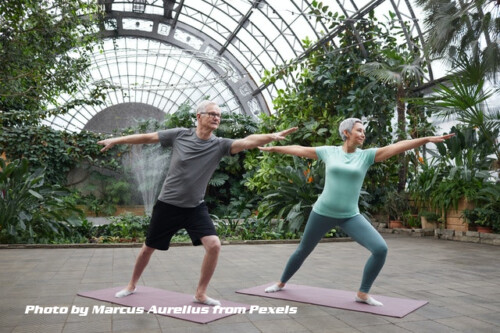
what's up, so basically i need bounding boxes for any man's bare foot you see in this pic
[115,287,136,298]
[193,295,221,306]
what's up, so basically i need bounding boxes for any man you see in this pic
[98,100,297,306]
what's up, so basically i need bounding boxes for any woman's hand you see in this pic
[426,133,456,143]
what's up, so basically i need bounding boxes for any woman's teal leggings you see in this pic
[280,211,388,293]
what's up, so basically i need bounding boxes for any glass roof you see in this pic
[45,0,435,132]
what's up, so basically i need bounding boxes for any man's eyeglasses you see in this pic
[199,112,222,119]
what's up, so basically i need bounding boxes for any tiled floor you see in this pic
[1,234,499,332]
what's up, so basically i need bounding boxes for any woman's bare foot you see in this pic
[265,282,285,293]
[355,291,383,306]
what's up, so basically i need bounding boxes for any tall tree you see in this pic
[416,0,500,80]
[360,48,426,192]
[0,0,105,126]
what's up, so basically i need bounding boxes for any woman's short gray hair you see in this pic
[196,100,219,114]
[339,118,362,141]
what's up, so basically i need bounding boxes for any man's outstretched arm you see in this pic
[97,132,160,152]
[230,127,298,154]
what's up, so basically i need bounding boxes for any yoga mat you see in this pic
[78,286,251,324]
[236,283,428,318]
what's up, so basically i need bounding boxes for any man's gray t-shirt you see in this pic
[157,128,234,207]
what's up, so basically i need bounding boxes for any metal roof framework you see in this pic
[45,0,431,132]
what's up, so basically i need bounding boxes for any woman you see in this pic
[259,118,454,306]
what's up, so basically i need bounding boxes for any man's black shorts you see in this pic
[145,200,216,251]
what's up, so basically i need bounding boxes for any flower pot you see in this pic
[421,216,437,229]
[476,226,493,233]
[389,220,403,229]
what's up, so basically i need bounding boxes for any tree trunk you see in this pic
[396,85,407,192]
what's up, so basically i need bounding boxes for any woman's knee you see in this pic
[372,243,388,259]
[292,244,313,261]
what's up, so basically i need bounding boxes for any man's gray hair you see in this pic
[339,118,362,141]
[196,100,219,114]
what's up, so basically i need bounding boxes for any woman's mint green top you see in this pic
[313,146,378,218]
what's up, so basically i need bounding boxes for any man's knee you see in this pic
[141,244,156,256]
[202,236,221,255]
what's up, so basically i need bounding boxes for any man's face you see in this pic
[197,104,221,131]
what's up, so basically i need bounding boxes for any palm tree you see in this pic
[425,53,500,167]
[416,0,500,80]
[360,49,425,192]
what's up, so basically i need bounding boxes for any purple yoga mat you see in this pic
[78,286,250,324]
[236,283,428,318]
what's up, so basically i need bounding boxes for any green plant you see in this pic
[383,190,411,221]
[105,180,132,205]
[0,158,84,243]
[404,213,421,228]
[258,156,324,233]
[359,37,426,192]
[246,9,413,211]
[0,0,105,126]
[419,210,440,222]
[409,125,493,218]
[94,213,150,240]
[0,126,117,185]
[85,195,116,217]
[408,162,442,208]
[463,183,500,232]
[431,54,499,164]
[416,0,499,80]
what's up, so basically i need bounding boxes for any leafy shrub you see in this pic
[0,158,84,243]
[258,156,324,233]
[93,213,150,241]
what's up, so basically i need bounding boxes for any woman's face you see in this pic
[345,122,365,146]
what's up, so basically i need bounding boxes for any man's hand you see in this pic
[271,127,298,141]
[97,138,116,152]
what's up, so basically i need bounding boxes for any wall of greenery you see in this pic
[1,0,498,244]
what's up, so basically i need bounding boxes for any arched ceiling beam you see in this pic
[403,0,434,81]
[335,0,368,58]
[98,0,114,14]
[218,0,264,56]
[163,0,175,19]
[99,11,268,117]
[169,0,184,29]
[252,0,385,97]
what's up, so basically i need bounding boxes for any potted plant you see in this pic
[384,190,411,228]
[419,210,440,229]
[462,183,500,233]
[463,207,498,233]
[404,212,421,229]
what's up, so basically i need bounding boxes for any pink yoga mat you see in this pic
[78,286,250,324]
[236,283,428,318]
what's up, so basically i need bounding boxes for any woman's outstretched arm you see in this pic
[374,133,455,163]
[259,145,318,160]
